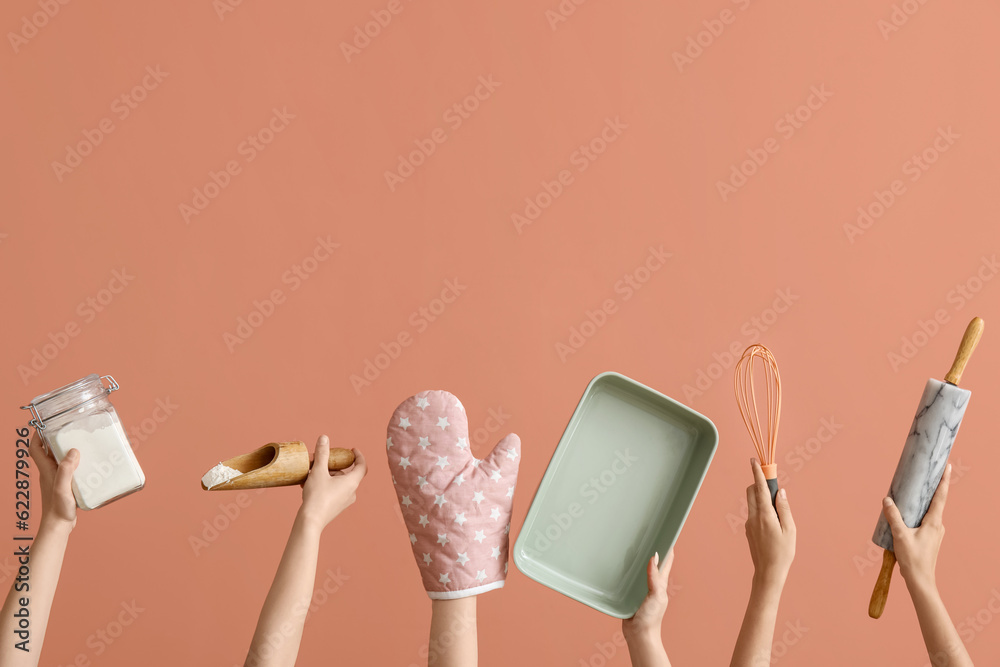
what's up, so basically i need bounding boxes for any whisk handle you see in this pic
[766,477,779,509]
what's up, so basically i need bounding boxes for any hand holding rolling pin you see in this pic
[881,463,974,667]
[881,463,950,590]
[869,317,983,620]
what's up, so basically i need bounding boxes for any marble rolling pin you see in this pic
[201,441,355,490]
[868,316,983,619]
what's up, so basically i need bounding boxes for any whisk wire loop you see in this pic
[734,344,782,469]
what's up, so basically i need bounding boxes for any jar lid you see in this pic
[21,374,120,430]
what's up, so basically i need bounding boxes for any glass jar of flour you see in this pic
[22,374,145,510]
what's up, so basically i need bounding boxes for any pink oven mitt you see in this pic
[387,390,521,599]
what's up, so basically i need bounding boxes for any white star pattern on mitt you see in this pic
[387,390,521,599]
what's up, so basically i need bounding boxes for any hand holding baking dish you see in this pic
[387,390,521,598]
[868,316,983,619]
[513,372,717,618]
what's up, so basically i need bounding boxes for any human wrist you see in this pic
[431,596,477,608]
[431,596,478,621]
[295,506,329,537]
[38,515,74,539]
[751,570,787,595]
[902,570,938,599]
[623,623,661,646]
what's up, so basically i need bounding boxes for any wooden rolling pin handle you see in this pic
[319,447,355,472]
[945,317,984,385]
[869,549,896,619]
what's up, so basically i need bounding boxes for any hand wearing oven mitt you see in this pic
[387,390,520,599]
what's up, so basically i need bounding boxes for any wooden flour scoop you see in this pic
[201,441,356,490]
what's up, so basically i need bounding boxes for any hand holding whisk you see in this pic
[734,344,783,508]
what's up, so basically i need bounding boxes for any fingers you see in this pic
[745,483,758,520]
[346,448,368,482]
[750,458,771,512]
[925,463,952,525]
[647,549,672,597]
[311,435,331,479]
[314,431,367,488]
[882,497,908,537]
[774,487,795,534]
[53,449,79,500]
[28,432,56,477]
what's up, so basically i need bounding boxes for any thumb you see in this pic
[646,553,660,593]
[479,433,521,481]
[54,449,79,499]
[311,436,331,478]
[660,547,675,578]
[882,497,908,536]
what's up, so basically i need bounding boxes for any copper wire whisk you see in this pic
[734,344,782,506]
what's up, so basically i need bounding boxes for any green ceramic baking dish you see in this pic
[513,371,718,618]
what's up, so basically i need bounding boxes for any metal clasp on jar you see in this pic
[20,375,120,430]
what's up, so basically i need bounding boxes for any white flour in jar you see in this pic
[52,412,145,510]
[202,463,243,489]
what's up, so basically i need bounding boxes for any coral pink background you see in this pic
[2,0,999,665]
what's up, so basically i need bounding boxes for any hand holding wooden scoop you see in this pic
[201,441,356,490]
